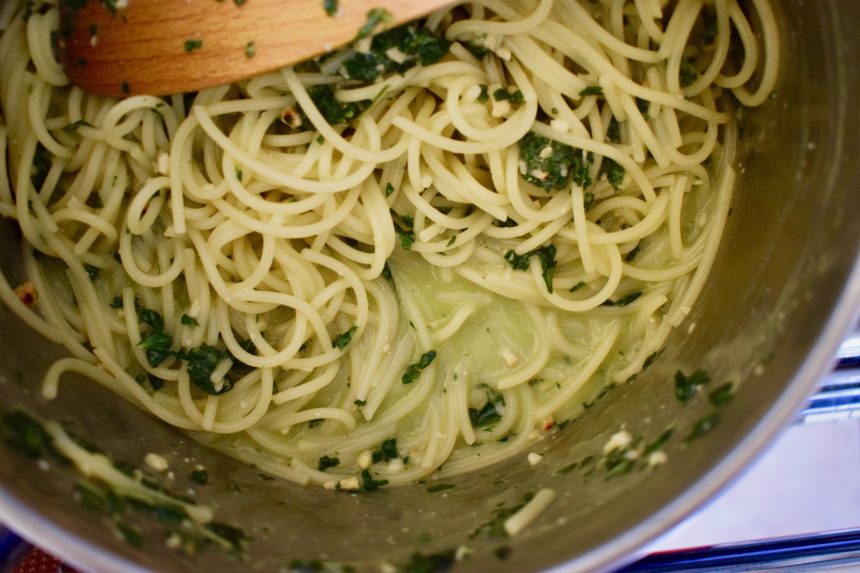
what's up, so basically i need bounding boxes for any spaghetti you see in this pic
[0,0,778,488]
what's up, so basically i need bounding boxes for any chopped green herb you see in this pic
[557,454,595,475]
[393,216,416,250]
[401,350,437,384]
[137,307,170,365]
[353,399,366,409]
[680,59,698,87]
[602,291,642,307]
[603,157,624,189]
[134,373,163,393]
[636,97,649,114]
[604,442,639,478]
[318,455,340,471]
[579,85,603,96]
[138,308,173,368]
[607,117,621,141]
[307,84,370,125]
[137,309,169,346]
[674,369,710,403]
[569,281,586,293]
[643,428,673,456]
[109,296,123,309]
[703,11,718,45]
[371,437,398,463]
[686,411,720,441]
[245,41,256,59]
[31,143,51,190]
[446,234,457,247]
[139,331,172,368]
[181,345,235,395]
[470,493,533,539]
[398,26,451,65]
[477,84,490,103]
[316,135,325,144]
[493,87,524,104]
[401,550,456,573]
[190,468,208,484]
[518,131,591,191]
[356,7,391,40]
[708,382,734,408]
[184,39,203,54]
[124,497,190,524]
[493,216,517,228]
[534,244,556,293]
[341,23,450,83]
[75,479,125,513]
[572,151,593,189]
[205,521,247,551]
[358,469,388,492]
[425,483,455,493]
[385,182,395,196]
[333,325,358,350]
[464,40,489,60]
[468,384,505,429]
[22,0,35,21]
[180,314,199,327]
[0,410,56,458]
[583,191,595,211]
[83,264,100,280]
[504,249,531,271]
[503,245,556,292]
[343,52,382,82]
[323,0,337,16]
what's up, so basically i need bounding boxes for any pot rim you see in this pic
[562,256,860,572]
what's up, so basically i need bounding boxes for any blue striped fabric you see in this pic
[0,526,27,572]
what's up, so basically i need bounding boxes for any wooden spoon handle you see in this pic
[61,0,450,98]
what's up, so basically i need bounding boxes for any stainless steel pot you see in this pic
[1,2,860,571]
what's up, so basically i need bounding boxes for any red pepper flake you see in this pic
[541,416,554,432]
[15,282,36,307]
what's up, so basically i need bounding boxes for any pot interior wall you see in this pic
[1,2,859,572]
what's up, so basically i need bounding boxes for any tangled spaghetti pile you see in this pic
[0,0,777,488]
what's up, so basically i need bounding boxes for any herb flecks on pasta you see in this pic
[0,0,778,487]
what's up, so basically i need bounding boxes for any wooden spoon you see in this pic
[60,0,452,98]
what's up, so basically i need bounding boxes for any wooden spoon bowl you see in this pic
[60,0,451,98]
